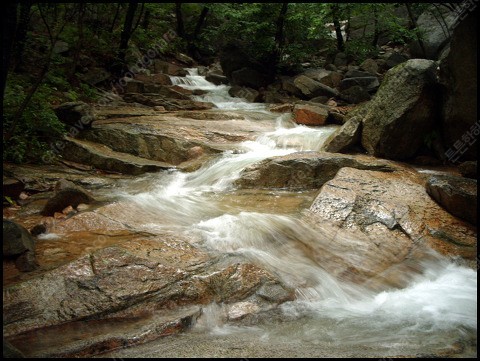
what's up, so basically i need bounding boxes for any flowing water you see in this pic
[105,69,477,357]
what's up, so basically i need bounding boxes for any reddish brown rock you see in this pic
[293,104,329,126]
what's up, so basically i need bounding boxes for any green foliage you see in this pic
[3,75,66,164]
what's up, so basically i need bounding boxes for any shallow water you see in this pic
[103,69,477,357]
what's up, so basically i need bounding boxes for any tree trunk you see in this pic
[332,4,345,52]
[372,5,379,47]
[13,1,32,72]
[68,3,86,83]
[110,3,121,33]
[405,3,426,58]
[175,3,185,39]
[275,2,288,51]
[142,8,150,30]
[187,6,209,60]
[273,2,288,67]
[2,3,17,102]
[117,2,138,70]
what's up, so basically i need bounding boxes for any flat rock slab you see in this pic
[62,137,174,175]
[235,151,398,190]
[6,306,202,358]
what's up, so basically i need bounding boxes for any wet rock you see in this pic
[61,137,173,175]
[3,236,293,337]
[229,85,260,102]
[206,73,229,85]
[269,104,293,113]
[293,75,339,99]
[3,220,38,272]
[235,151,396,189]
[292,104,329,126]
[322,117,362,153]
[304,167,477,284]
[3,220,35,257]
[309,96,330,104]
[54,102,95,130]
[458,161,477,179]
[426,175,477,225]
[350,59,439,160]
[41,179,95,216]
[30,224,47,236]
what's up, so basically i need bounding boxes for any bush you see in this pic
[3,75,66,164]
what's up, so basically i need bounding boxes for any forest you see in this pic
[2,2,449,163]
[2,2,478,359]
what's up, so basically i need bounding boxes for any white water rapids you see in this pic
[114,69,476,356]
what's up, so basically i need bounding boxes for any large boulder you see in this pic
[235,151,396,189]
[54,102,95,130]
[41,179,96,216]
[410,5,459,59]
[352,59,439,160]
[293,75,339,99]
[303,167,477,285]
[219,43,274,88]
[426,175,477,225]
[458,161,477,179]
[439,9,477,161]
[231,67,270,89]
[322,117,362,153]
[3,220,38,272]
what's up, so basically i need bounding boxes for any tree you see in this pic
[2,3,17,102]
[115,2,139,74]
[331,3,345,52]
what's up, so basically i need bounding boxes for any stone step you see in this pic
[6,306,201,358]
[61,137,174,175]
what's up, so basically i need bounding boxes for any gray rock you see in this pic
[231,67,270,89]
[206,73,229,85]
[426,175,477,225]
[293,75,339,98]
[350,59,439,160]
[410,5,459,59]
[229,86,260,102]
[385,52,408,69]
[322,117,362,153]
[3,220,35,257]
[235,151,396,189]
[333,52,347,67]
[340,77,379,92]
[339,85,371,104]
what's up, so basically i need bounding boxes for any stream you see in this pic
[99,69,476,357]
